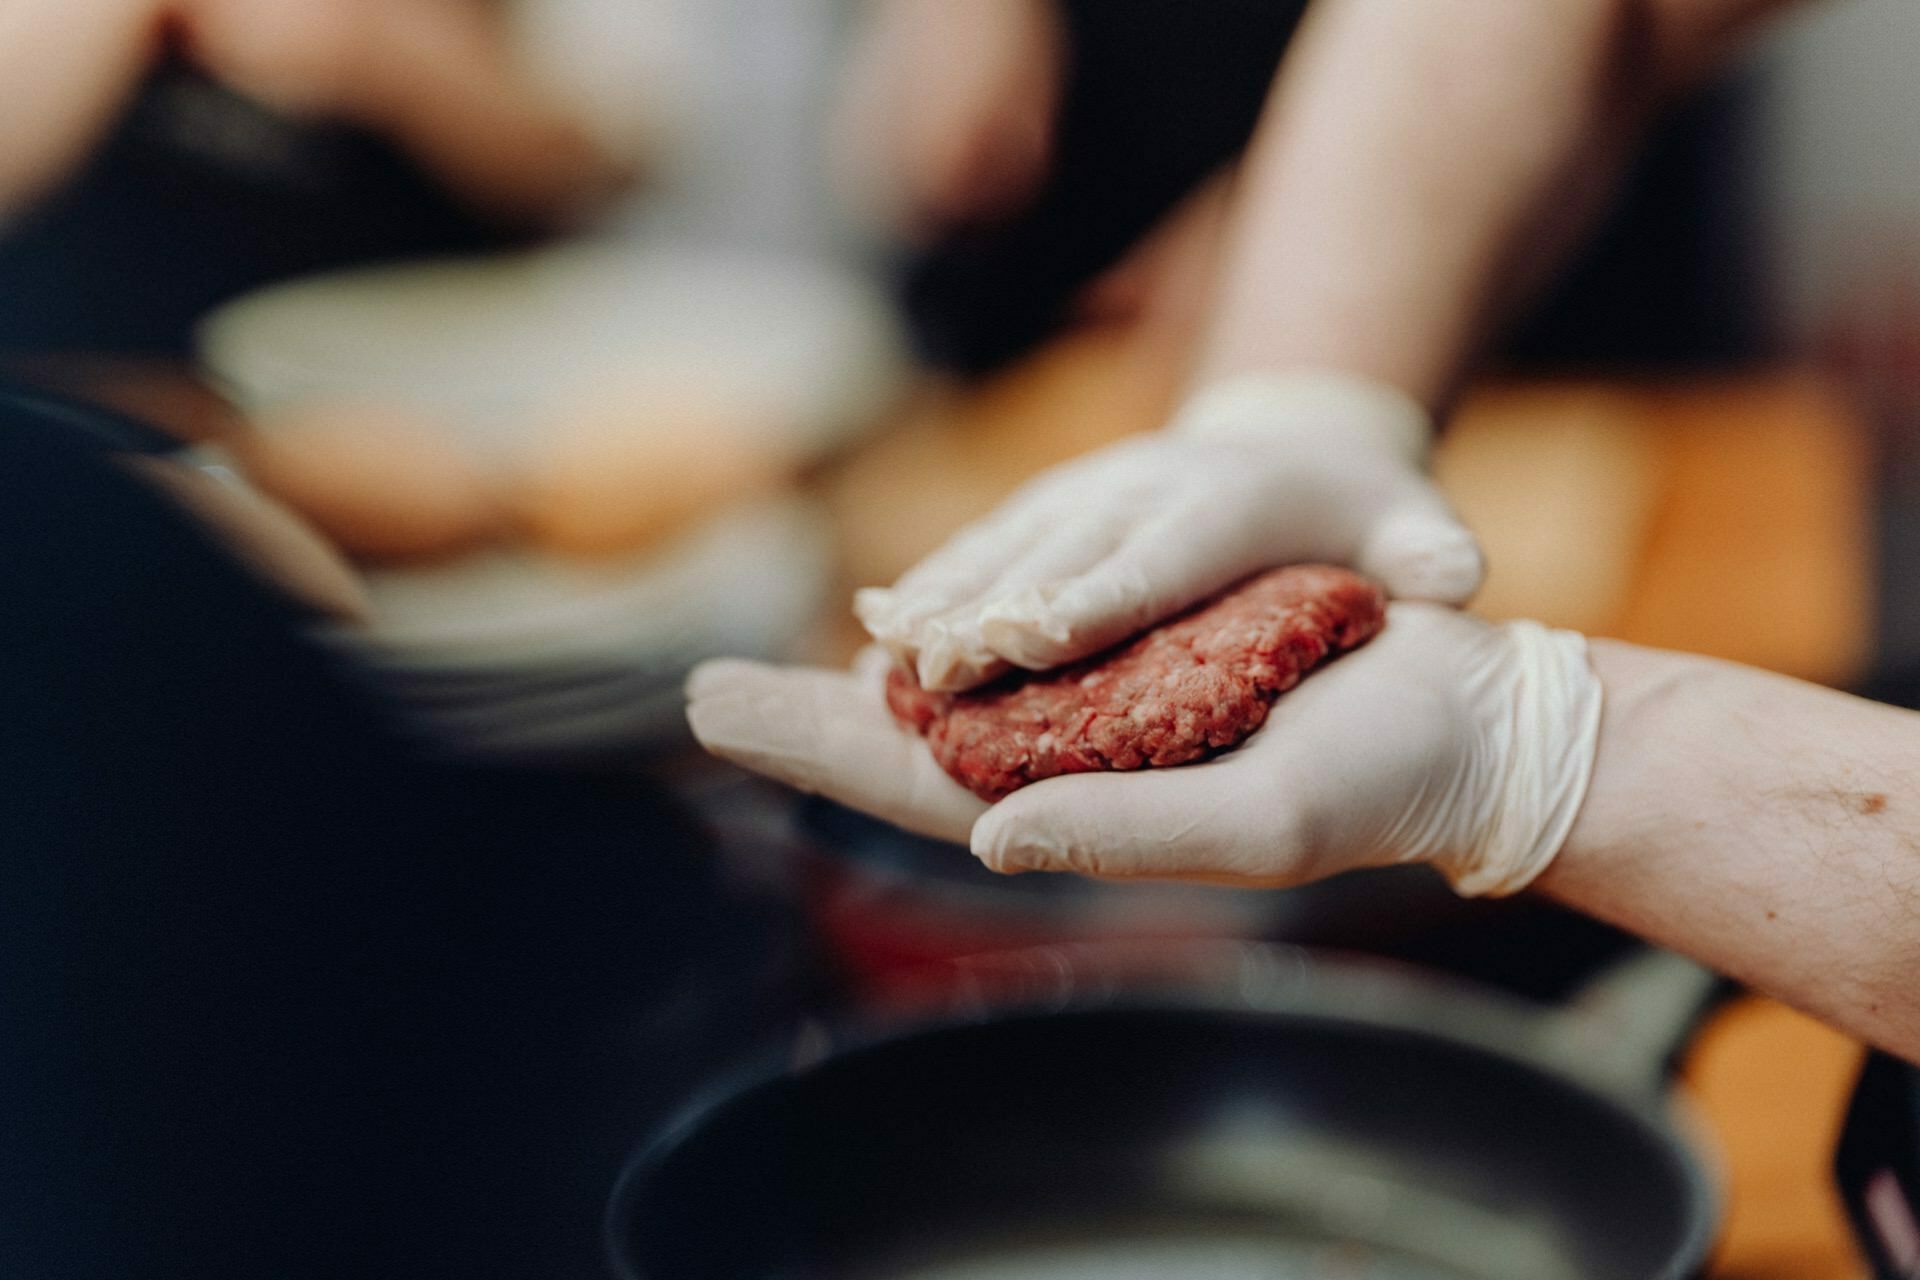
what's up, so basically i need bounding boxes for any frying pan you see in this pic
[608,941,1722,1280]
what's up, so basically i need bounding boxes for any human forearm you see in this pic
[1196,0,1787,407]
[1540,641,1920,1061]
[0,0,161,214]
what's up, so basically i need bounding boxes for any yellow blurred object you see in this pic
[1436,383,1664,635]
[1438,372,1871,686]
[230,386,803,569]
[1613,375,1873,687]
[232,403,508,563]
[508,385,789,561]
[1682,997,1867,1279]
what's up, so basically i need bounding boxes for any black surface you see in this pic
[0,377,185,455]
[612,1002,1711,1280]
[0,399,794,1279]
[1837,1053,1920,1278]
[1500,70,1770,373]
[0,65,518,356]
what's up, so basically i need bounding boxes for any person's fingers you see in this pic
[910,513,1132,684]
[858,439,1170,683]
[685,658,985,844]
[858,492,1084,690]
[1355,487,1485,605]
[973,512,1131,607]
[967,482,1481,671]
[976,514,1258,670]
[912,612,1006,692]
[969,619,1439,886]
[969,756,1308,885]
[853,501,1056,648]
[850,643,899,686]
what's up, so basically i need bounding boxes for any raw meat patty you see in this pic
[885,565,1386,802]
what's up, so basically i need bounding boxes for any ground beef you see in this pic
[886,565,1386,802]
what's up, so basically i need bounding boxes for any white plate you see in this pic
[197,239,908,461]
[318,498,833,758]
[197,239,878,759]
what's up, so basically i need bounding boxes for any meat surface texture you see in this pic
[885,565,1386,802]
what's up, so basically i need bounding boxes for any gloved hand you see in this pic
[686,604,1602,897]
[854,372,1485,692]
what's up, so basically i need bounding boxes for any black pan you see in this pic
[608,941,1722,1280]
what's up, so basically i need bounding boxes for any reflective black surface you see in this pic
[612,991,1713,1280]
[0,401,799,1279]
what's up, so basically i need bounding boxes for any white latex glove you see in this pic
[686,604,1602,897]
[854,372,1485,692]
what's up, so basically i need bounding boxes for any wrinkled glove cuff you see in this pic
[1443,621,1603,897]
[1168,371,1434,467]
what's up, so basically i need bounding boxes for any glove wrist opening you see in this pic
[1170,371,1434,467]
[1442,621,1604,897]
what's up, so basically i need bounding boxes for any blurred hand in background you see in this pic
[835,0,1063,242]
[0,0,632,225]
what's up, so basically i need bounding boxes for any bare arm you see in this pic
[1196,0,1797,406]
[1542,643,1920,1061]
[0,0,162,215]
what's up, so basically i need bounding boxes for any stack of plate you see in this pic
[313,498,832,760]
[198,240,898,760]
[197,238,908,458]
